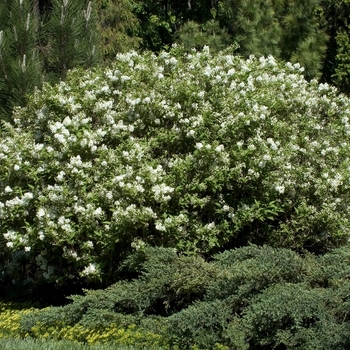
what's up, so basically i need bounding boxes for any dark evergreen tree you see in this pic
[176,19,232,54]
[0,0,101,122]
[95,0,141,62]
[133,0,221,51]
[221,0,327,79]
[0,0,42,121]
[320,0,350,93]
[40,0,101,81]
[221,0,281,57]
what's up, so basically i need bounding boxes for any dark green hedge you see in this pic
[20,244,350,349]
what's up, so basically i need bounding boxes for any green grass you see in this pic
[0,338,163,350]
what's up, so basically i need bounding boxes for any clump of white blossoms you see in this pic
[1,46,350,286]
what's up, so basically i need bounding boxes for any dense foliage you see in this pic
[17,245,350,349]
[2,1,350,349]
[95,0,141,61]
[2,0,350,124]
[0,0,101,121]
[1,47,350,289]
[321,0,350,93]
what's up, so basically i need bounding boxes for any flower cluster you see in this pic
[1,46,350,286]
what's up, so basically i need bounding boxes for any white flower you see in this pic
[93,207,103,218]
[186,130,195,137]
[215,144,224,152]
[4,230,16,241]
[204,66,212,76]
[57,171,65,181]
[206,222,215,229]
[169,57,178,65]
[54,133,66,143]
[195,142,203,150]
[6,242,14,248]
[152,183,174,202]
[275,185,285,194]
[25,246,31,252]
[131,238,146,251]
[121,75,130,82]
[82,263,97,276]
[85,241,94,248]
[37,208,46,218]
[155,222,166,231]
[14,164,20,171]
[63,116,72,126]
[4,186,12,193]
[23,192,33,200]
[6,196,24,207]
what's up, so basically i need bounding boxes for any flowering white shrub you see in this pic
[1,46,350,286]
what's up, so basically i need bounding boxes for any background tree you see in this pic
[133,0,221,51]
[176,19,232,54]
[0,0,42,121]
[0,0,101,123]
[94,0,141,63]
[320,0,350,93]
[40,0,101,81]
[220,0,327,79]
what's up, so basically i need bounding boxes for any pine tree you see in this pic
[177,20,231,54]
[221,0,327,79]
[41,0,101,81]
[222,0,282,58]
[0,0,101,123]
[276,0,327,79]
[0,0,42,121]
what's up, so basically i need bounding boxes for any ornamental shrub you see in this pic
[0,302,39,339]
[1,46,350,286]
[20,245,350,349]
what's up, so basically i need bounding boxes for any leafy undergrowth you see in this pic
[0,245,347,349]
[0,337,163,350]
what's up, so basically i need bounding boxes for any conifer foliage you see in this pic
[0,0,42,121]
[0,0,101,122]
[19,245,350,349]
[95,0,141,62]
[221,0,328,79]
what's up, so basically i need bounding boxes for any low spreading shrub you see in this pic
[18,245,350,349]
[0,302,38,339]
[0,337,167,350]
[1,46,350,287]
[0,300,166,348]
